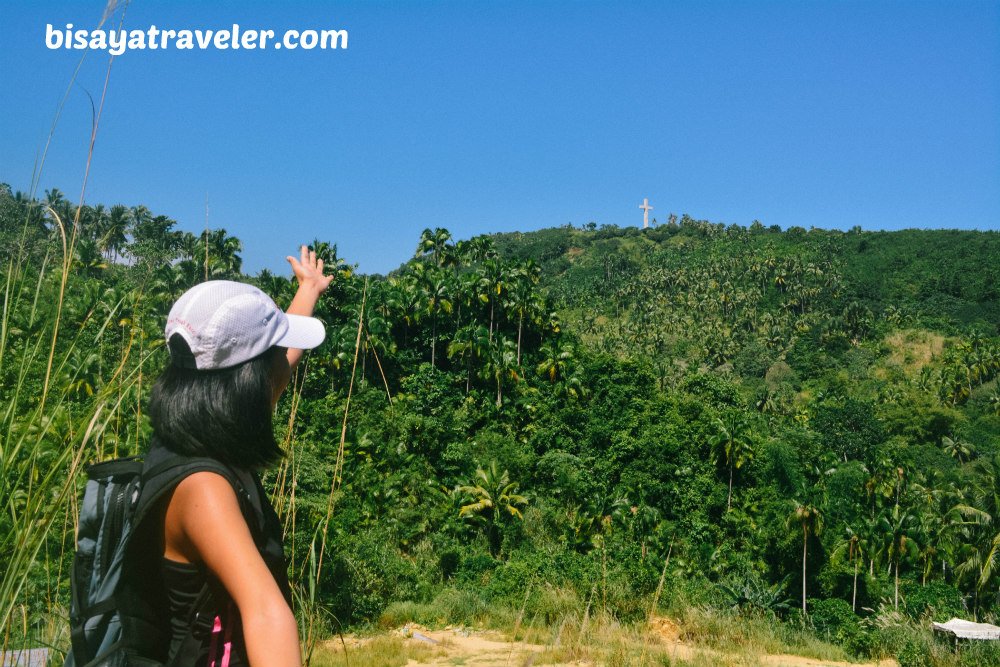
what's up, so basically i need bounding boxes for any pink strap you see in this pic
[207,615,222,667]
[206,601,237,667]
[220,601,235,667]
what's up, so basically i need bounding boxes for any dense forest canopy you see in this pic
[3,183,1000,663]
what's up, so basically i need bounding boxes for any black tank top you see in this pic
[161,558,249,667]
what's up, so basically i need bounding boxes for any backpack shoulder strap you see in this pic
[136,454,258,535]
[137,447,270,667]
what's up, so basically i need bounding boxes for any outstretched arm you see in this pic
[285,245,334,370]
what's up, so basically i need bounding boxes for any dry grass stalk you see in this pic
[506,576,535,666]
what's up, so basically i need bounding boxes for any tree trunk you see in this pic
[431,314,437,368]
[727,465,733,512]
[361,349,367,389]
[852,557,858,613]
[517,311,523,366]
[894,561,899,610]
[802,526,808,613]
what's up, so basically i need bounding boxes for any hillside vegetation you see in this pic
[4,185,1000,666]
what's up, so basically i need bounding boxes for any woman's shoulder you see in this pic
[164,469,253,562]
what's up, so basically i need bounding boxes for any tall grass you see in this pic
[0,208,149,654]
[2,1,148,653]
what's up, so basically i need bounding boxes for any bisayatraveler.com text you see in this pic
[45,23,348,54]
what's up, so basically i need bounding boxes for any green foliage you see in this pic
[717,573,791,616]
[808,597,860,648]
[9,179,1000,657]
[899,581,966,622]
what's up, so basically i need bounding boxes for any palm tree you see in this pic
[411,263,452,368]
[449,324,490,393]
[415,227,454,268]
[878,507,920,610]
[505,260,542,365]
[485,335,519,407]
[479,257,508,342]
[452,271,481,334]
[102,204,129,262]
[310,239,350,278]
[71,238,108,278]
[710,413,755,512]
[80,203,107,244]
[942,436,975,465]
[831,526,869,612]
[458,461,528,556]
[786,501,823,613]
[951,455,1000,617]
[200,228,243,276]
[536,339,586,401]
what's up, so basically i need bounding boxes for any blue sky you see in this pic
[2,0,998,275]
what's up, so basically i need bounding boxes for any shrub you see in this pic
[430,587,488,625]
[456,553,499,587]
[900,581,966,622]
[809,597,861,649]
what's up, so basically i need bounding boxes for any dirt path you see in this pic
[326,620,899,667]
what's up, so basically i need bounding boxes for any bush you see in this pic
[900,581,967,622]
[959,640,1000,667]
[438,549,461,581]
[430,587,488,625]
[809,598,861,648]
[325,529,421,624]
[484,560,532,606]
[456,553,499,588]
[895,634,931,667]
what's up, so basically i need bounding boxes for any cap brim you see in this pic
[275,314,326,350]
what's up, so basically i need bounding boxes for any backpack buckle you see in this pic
[191,610,218,637]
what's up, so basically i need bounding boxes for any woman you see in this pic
[146,247,332,667]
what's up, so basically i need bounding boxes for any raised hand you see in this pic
[286,245,334,295]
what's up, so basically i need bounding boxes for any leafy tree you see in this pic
[458,462,528,556]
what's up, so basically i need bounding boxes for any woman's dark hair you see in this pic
[148,334,283,469]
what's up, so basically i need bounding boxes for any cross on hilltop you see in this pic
[639,198,653,228]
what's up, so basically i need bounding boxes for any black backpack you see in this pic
[65,446,273,667]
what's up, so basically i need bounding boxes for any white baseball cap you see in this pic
[165,280,326,370]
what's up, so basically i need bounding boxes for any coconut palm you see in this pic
[876,507,920,610]
[485,335,519,407]
[458,461,528,556]
[710,413,755,512]
[415,227,454,268]
[943,436,975,465]
[449,324,490,393]
[101,204,130,262]
[786,501,823,613]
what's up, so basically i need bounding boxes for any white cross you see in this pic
[639,198,653,228]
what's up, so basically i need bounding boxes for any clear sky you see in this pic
[2,0,998,276]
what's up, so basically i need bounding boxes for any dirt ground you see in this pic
[325,618,899,667]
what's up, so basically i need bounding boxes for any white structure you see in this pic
[932,618,1000,641]
[639,198,653,229]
